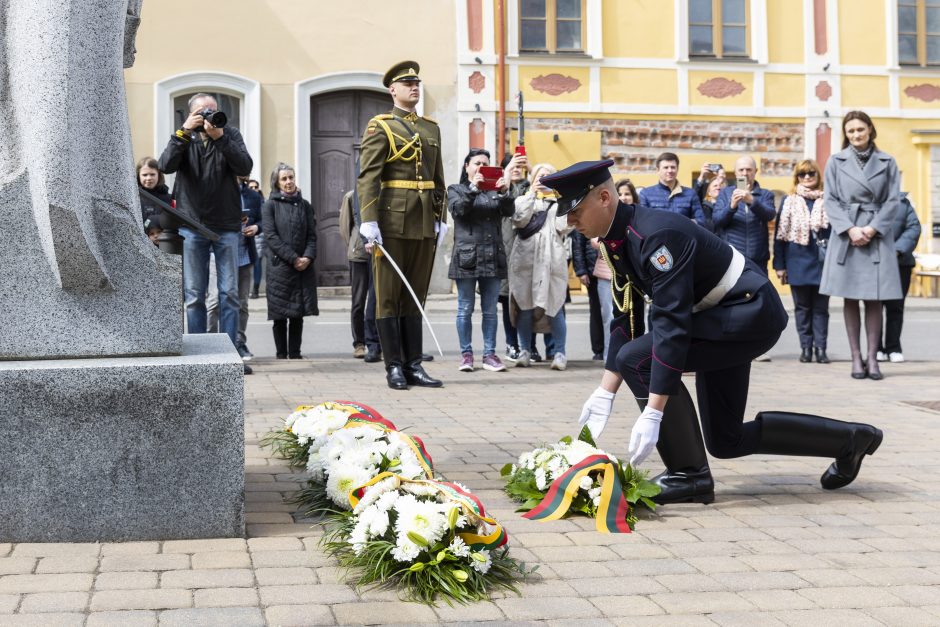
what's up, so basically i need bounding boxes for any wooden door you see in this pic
[310,90,389,286]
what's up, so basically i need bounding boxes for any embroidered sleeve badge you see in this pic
[649,245,673,272]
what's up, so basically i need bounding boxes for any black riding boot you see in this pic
[647,384,714,505]
[756,412,882,490]
[376,317,407,390]
[401,316,442,387]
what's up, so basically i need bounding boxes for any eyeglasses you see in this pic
[798,171,818,178]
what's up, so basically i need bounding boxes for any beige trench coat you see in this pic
[508,194,572,325]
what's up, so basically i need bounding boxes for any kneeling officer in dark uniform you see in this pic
[542,159,883,504]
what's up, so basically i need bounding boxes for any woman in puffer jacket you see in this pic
[262,162,319,359]
[447,148,515,373]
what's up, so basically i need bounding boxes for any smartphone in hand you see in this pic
[478,166,504,191]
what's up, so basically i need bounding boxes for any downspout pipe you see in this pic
[496,0,506,165]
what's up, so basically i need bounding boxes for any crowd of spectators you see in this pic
[136,105,921,380]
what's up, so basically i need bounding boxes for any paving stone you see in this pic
[514,533,574,547]
[100,543,160,556]
[0,545,10,558]
[194,588,260,608]
[12,544,101,558]
[883,585,940,606]
[332,601,438,624]
[654,573,726,592]
[684,557,753,574]
[0,613,85,626]
[250,550,331,568]
[90,589,192,611]
[709,612,788,626]
[160,569,254,589]
[0,593,20,612]
[531,545,625,563]
[569,576,668,596]
[606,559,697,577]
[100,555,190,572]
[86,610,158,627]
[797,586,906,609]
[716,571,810,591]
[495,597,603,621]
[589,595,665,617]
[94,572,158,590]
[0,574,93,594]
[849,566,940,586]
[790,568,868,587]
[433,601,505,622]
[259,584,358,605]
[865,606,940,626]
[158,607,265,626]
[771,608,884,626]
[162,539,247,554]
[19,592,88,613]
[254,567,317,586]
[738,589,817,611]
[610,616,715,626]
[0,558,36,575]
[246,537,303,552]
[649,591,756,614]
[190,552,252,570]
[36,556,98,574]
[264,604,336,626]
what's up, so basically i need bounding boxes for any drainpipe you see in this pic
[496,0,506,164]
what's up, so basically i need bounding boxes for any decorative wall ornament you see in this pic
[904,84,940,102]
[815,81,832,102]
[696,77,746,99]
[530,73,582,96]
[468,71,485,94]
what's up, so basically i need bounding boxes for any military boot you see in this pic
[376,317,407,390]
[401,316,442,388]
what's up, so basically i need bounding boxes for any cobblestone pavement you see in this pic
[3,300,940,626]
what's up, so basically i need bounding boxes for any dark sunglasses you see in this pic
[798,171,818,178]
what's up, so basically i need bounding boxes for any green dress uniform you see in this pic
[356,61,445,389]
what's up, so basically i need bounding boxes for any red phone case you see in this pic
[478,166,503,191]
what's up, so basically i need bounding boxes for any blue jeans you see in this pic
[455,277,501,356]
[181,227,241,346]
[516,307,567,356]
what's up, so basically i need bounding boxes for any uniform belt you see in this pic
[381,180,436,190]
[693,247,745,313]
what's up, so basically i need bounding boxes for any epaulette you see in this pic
[422,115,438,124]
[372,114,395,120]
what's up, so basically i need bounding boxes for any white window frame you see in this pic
[154,71,261,180]
[677,0,767,64]
[507,0,603,59]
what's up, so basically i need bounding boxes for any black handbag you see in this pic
[812,231,828,263]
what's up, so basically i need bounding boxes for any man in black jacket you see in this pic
[159,93,253,366]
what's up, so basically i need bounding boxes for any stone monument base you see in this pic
[0,335,244,542]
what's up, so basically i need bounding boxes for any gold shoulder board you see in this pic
[372,114,395,121]
[421,115,438,124]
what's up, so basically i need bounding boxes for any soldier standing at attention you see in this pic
[358,61,447,390]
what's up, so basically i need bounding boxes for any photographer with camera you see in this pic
[159,93,253,373]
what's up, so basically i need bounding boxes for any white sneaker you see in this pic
[514,349,531,367]
[754,352,772,362]
[550,353,567,371]
[888,352,905,363]
[876,351,888,362]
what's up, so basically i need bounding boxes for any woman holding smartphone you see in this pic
[446,149,515,373]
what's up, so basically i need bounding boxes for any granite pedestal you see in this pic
[0,334,245,542]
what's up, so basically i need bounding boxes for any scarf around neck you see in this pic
[852,144,874,171]
[776,185,828,246]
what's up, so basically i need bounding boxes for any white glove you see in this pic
[359,221,382,245]
[578,387,616,440]
[628,406,664,467]
[435,221,448,247]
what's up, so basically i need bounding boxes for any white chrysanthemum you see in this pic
[534,466,547,491]
[560,440,600,466]
[290,406,350,441]
[374,490,401,512]
[353,476,399,513]
[368,508,390,537]
[391,539,421,562]
[470,549,492,574]
[592,495,601,506]
[401,481,439,497]
[394,494,449,548]
[579,476,594,491]
[588,487,602,499]
[325,464,373,509]
[448,536,471,558]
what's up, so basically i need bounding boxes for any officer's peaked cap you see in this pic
[383,61,421,88]
[541,159,615,216]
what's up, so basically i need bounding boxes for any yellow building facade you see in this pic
[456,0,940,271]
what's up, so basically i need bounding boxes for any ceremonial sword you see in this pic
[375,242,444,358]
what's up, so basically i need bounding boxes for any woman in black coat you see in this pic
[262,163,318,359]
[447,148,514,373]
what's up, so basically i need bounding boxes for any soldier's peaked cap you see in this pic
[383,61,421,88]
[541,159,615,216]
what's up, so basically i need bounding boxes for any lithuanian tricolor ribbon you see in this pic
[523,454,632,534]
[348,473,508,551]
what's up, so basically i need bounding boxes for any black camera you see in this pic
[197,108,227,129]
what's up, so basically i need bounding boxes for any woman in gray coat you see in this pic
[820,111,902,380]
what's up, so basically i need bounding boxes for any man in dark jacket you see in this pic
[159,93,253,368]
[713,156,776,273]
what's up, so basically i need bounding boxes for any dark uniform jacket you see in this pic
[357,106,446,240]
[601,203,788,395]
[893,193,922,269]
